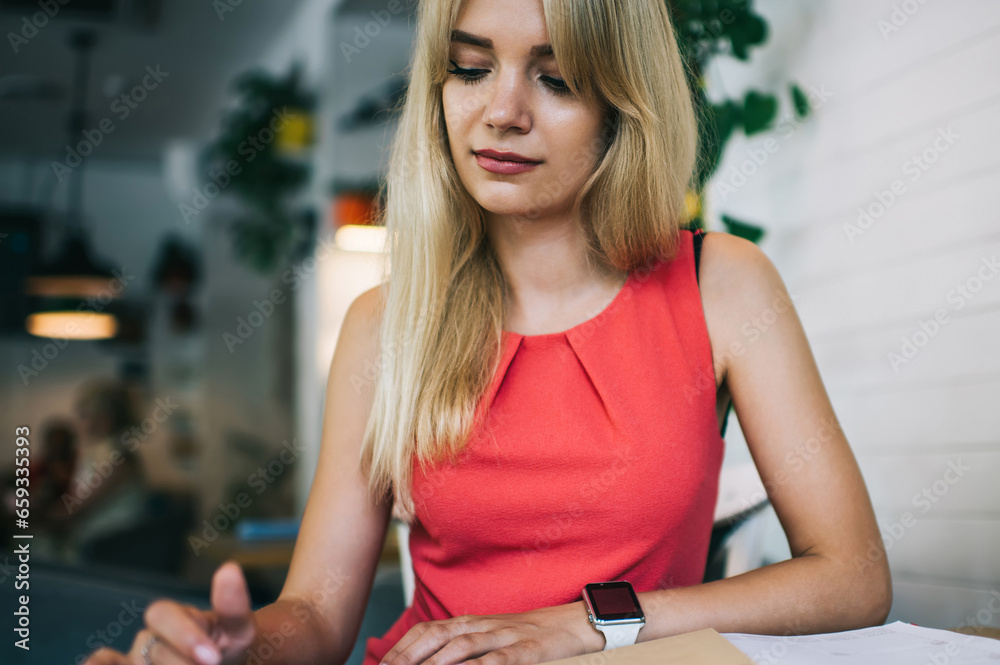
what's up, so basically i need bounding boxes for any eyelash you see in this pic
[446,59,571,96]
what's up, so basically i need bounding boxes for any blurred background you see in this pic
[0,0,997,662]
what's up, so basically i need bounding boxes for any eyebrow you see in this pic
[450,29,554,58]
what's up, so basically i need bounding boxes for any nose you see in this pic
[482,67,531,133]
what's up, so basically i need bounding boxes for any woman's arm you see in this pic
[633,231,892,639]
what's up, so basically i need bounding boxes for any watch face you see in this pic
[585,582,644,621]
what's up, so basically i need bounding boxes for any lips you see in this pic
[474,149,541,164]
[472,148,542,175]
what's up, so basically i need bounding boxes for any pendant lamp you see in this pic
[26,29,119,340]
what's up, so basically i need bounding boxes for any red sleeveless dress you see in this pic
[362,229,724,665]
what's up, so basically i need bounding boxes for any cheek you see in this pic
[442,84,476,130]
[441,96,461,155]
[547,116,603,176]
[574,113,607,171]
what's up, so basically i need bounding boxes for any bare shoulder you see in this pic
[339,282,388,351]
[697,231,798,384]
[699,230,784,292]
[349,282,388,327]
[323,282,389,410]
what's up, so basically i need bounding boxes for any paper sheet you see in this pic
[722,620,1000,664]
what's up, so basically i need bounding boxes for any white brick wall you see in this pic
[710,0,1000,629]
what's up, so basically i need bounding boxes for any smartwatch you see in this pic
[582,581,646,650]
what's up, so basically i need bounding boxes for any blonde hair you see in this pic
[361,0,701,521]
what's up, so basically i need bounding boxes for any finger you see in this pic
[386,618,487,665]
[143,601,222,665]
[127,628,200,665]
[181,605,213,632]
[381,621,435,664]
[422,630,513,665]
[210,560,255,642]
[82,647,130,665]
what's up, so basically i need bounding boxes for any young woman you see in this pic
[86,0,891,664]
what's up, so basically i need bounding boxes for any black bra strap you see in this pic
[692,229,706,285]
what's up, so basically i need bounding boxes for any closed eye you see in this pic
[446,60,489,85]
[541,76,570,94]
[447,60,571,96]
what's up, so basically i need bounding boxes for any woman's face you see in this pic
[442,0,608,221]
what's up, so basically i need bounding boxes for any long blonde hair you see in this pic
[362,0,701,521]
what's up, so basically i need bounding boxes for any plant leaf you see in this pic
[720,215,766,244]
[790,82,811,118]
[742,90,778,135]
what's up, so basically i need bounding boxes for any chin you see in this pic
[477,199,541,220]
[469,185,545,219]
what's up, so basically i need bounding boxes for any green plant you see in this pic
[667,0,812,242]
[201,61,317,273]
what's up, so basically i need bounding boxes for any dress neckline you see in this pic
[501,270,635,346]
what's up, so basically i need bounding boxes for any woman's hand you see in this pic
[83,561,257,665]
[381,601,605,665]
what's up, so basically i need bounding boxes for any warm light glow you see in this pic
[26,311,118,340]
[25,275,117,298]
[275,109,314,154]
[334,224,386,253]
[684,189,703,221]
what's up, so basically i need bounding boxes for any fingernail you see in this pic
[195,644,221,665]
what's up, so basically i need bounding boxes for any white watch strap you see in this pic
[597,622,643,650]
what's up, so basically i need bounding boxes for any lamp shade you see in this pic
[23,28,123,341]
[25,232,118,299]
[25,232,121,339]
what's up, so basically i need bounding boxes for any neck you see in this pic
[484,209,626,325]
